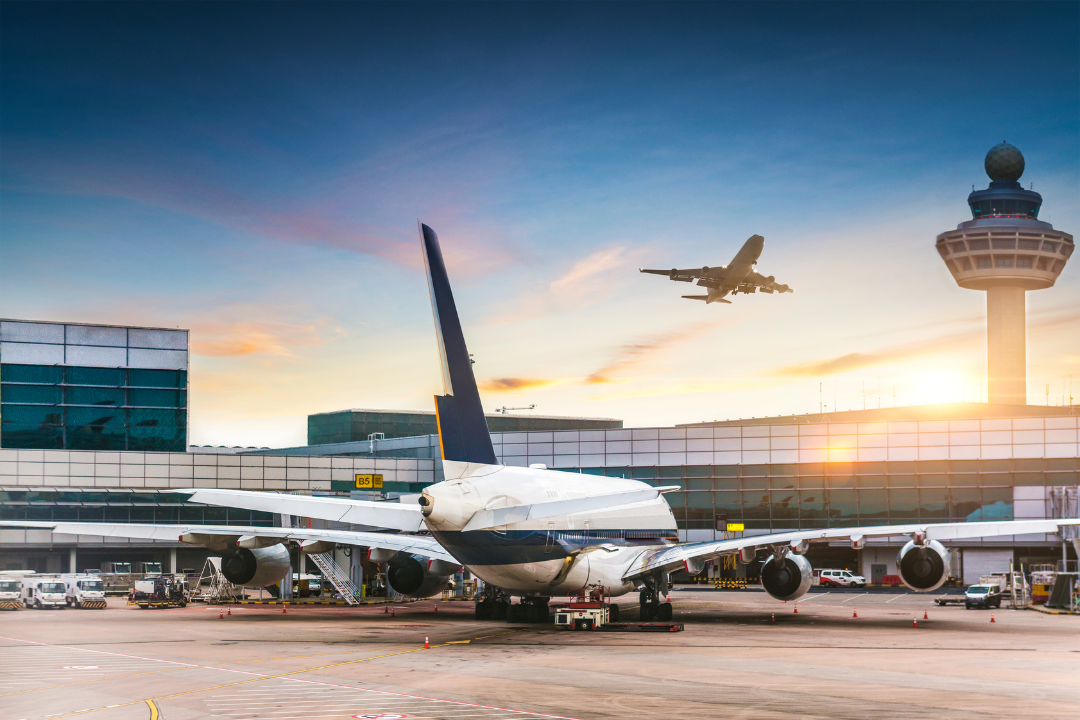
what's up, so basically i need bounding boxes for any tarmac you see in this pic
[1,586,1078,720]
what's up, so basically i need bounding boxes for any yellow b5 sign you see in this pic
[355,474,384,489]
[726,522,745,532]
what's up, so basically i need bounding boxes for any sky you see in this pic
[2,1,1078,448]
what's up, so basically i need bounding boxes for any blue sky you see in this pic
[2,2,1078,446]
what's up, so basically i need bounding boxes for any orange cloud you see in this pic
[189,318,345,358]
[478,377,557,392]
[587,322,723,384]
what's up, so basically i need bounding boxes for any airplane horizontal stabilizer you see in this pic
[681,295,709,301]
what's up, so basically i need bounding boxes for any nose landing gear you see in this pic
[638,576,673,621]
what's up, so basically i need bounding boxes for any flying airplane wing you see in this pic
[0,520,456,563]
[623,518,1080,581]
[186,488,425,532]
[745,270,793,294]
[640,267,728,283]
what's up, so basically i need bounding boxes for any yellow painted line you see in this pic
[146,699,159,720]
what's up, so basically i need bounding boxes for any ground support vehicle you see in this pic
[553,600,609,630]
[814,569,867,588]
[129,575,189,609]
[63,574,108,608]
[965,577,1004,609]
[22,576,67,609]
[0,576,24,609]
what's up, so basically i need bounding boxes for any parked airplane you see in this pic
[640,234,793,304]
[6,224,1078,621]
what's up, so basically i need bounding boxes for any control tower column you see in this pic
[935,142,1073,406]
[986,285,1026,405]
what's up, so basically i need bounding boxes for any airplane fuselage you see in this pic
[702,234,764,303]
[420,461,677,596]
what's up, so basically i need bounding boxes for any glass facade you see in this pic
[576,458,1078,532]
[0,490,272,525]
[1,364,187,451]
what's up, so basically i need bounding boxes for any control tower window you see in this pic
[1043,242,1058,253]
[992,238,1016,249]
[969,239,989,250]
[994,256,1013,268]
[975,256,993,269]
[1016,256,1034,269]
[1018,239,1040,250]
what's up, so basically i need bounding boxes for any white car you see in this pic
[816,569,867,588]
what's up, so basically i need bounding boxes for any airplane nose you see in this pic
[749,234,764,251]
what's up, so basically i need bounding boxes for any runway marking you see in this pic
[885,593,910,603]
[841,593,868,603]
[7,629,576,720]
[795,592,829,602]
[146,700,159,720]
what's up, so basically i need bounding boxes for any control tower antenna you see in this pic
[935,143,1074,405]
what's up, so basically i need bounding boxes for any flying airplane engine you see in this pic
[759,553,813,602]
[896,539,951,592]
[220,544,291,587]
[386,553,459,598]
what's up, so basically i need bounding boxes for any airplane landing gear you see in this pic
[508,596,550,623]
[639,576,673,621]
[474,586,510,620]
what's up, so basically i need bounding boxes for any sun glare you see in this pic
[908,369,968,405]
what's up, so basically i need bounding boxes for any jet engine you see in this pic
[896,539,951,592]
[760,553,812,602]
[766,275,775,284]
[386,553,460,598]
[220,544,291,587]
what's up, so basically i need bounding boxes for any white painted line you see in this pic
[841,593,868,603]
[797,592,829,602]
[885,593,909,603]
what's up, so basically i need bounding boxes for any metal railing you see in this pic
[308,552,361,605]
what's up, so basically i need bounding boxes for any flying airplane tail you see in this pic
[681,295,709,301]
[421,224,498,465]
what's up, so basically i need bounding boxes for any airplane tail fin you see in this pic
[420,224,497,465]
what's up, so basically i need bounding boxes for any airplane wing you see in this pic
[640,267,728,283]
[186,488,425,532]
[0,520,456,563]
[745,270,793,294]
[623,518,1080,581]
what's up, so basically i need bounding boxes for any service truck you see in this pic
[22,576,68,609]
[965,575,1005,609]
[129,575,188,608]
[63,574,108,608]
[0,577,23,610]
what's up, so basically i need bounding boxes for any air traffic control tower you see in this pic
[936,143,1073,405]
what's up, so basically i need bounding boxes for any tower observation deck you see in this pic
[936,143,1073,405]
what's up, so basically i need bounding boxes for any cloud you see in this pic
[478,377,557,392]
[587,321,723,384]
[189,317,345,358]
[771,328,983,378]
[549,245,630,293]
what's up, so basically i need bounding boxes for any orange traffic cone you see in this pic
[853,608,858,618]
[923,610,928,620]
[793,604,798,614]
[227,607,231,616]
[282,605,287,614]
[424,636,430,649]
[771,613,775,623]
[913,617,918,628]
[434,603,438,612]
[219,610,223,619]
[384,605,389,614]
[990,613,995,623]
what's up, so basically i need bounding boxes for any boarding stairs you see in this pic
[308,552,362,605]
[194,557,245,604]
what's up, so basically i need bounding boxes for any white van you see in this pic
[815,568,867,588]
[63,574,108,608]
[22,576,68,609]
[0,577,23,609]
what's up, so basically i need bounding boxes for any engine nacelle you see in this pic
[220,544,291,588]
[896,539,951,592]
[387,553,456,598]
[760,553,812,602]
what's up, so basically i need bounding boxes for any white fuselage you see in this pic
[704,235,764,303]
[421,461,677,597]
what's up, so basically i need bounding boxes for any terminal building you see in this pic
[0,144,1076,584]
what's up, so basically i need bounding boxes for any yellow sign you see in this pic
[725,522,745,532]
[355,474,384,490]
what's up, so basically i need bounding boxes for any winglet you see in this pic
[420,224,497,465]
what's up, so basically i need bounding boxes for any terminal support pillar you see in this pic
[69,546,77,573]
[169,548,177,574]
[986,285,1026,405]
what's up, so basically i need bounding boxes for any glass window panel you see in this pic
[67,367,122,386]
[980,459,1010,472]
[130,506,155,522]
[179,507,204,523]
[920,474,948,487]
[714,465,740,477]
[981,487,1013,520]
[686,492,713,522]
[858,489,889,519]
[78,506,105,521]
[827,474,856,489]
[252,511,274,527]
[1013,472,1043,486]
[771,490,798,519]
[771,464,798,476]
[631,467,657,479]
[1013,458,1041,471]
[52,506,78,520]
[856,461,886,475]
[128,389,184,408]
[155,506,178,523]
[950,460,979,473]
[2,364,63,384]
[2,385,61,403]
[66,387,124,406]
[685,465,711,478]
[950,473,980,487]
[1,404,62,425]
[204,507,228,524]
[714,478,740,491]
[770,476,797,489]
[741,477,768,491]
[799,463,824,476]
[917,460,948,473]
[799,490,826,519]
[951,488,982,520]
[889,488,919,516]
[857,474,886,488]
[887,474,917,487]
[799,475,824,489]
[228,508,253,524]
[127,369,185,388]
[741,464,769,477]
[714,492,742,518]
[604,467,629,478]
[658,466,684,479]
[104,506,129,522]
[686,478,711,491]
[1047,472,1079,486]
[827,489,858,522]
[826,462,855,476]
[919,488,950,519]
[1046,459,1076,471]
[741,492,771,520]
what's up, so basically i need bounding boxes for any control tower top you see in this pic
[966,143,1044,223]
